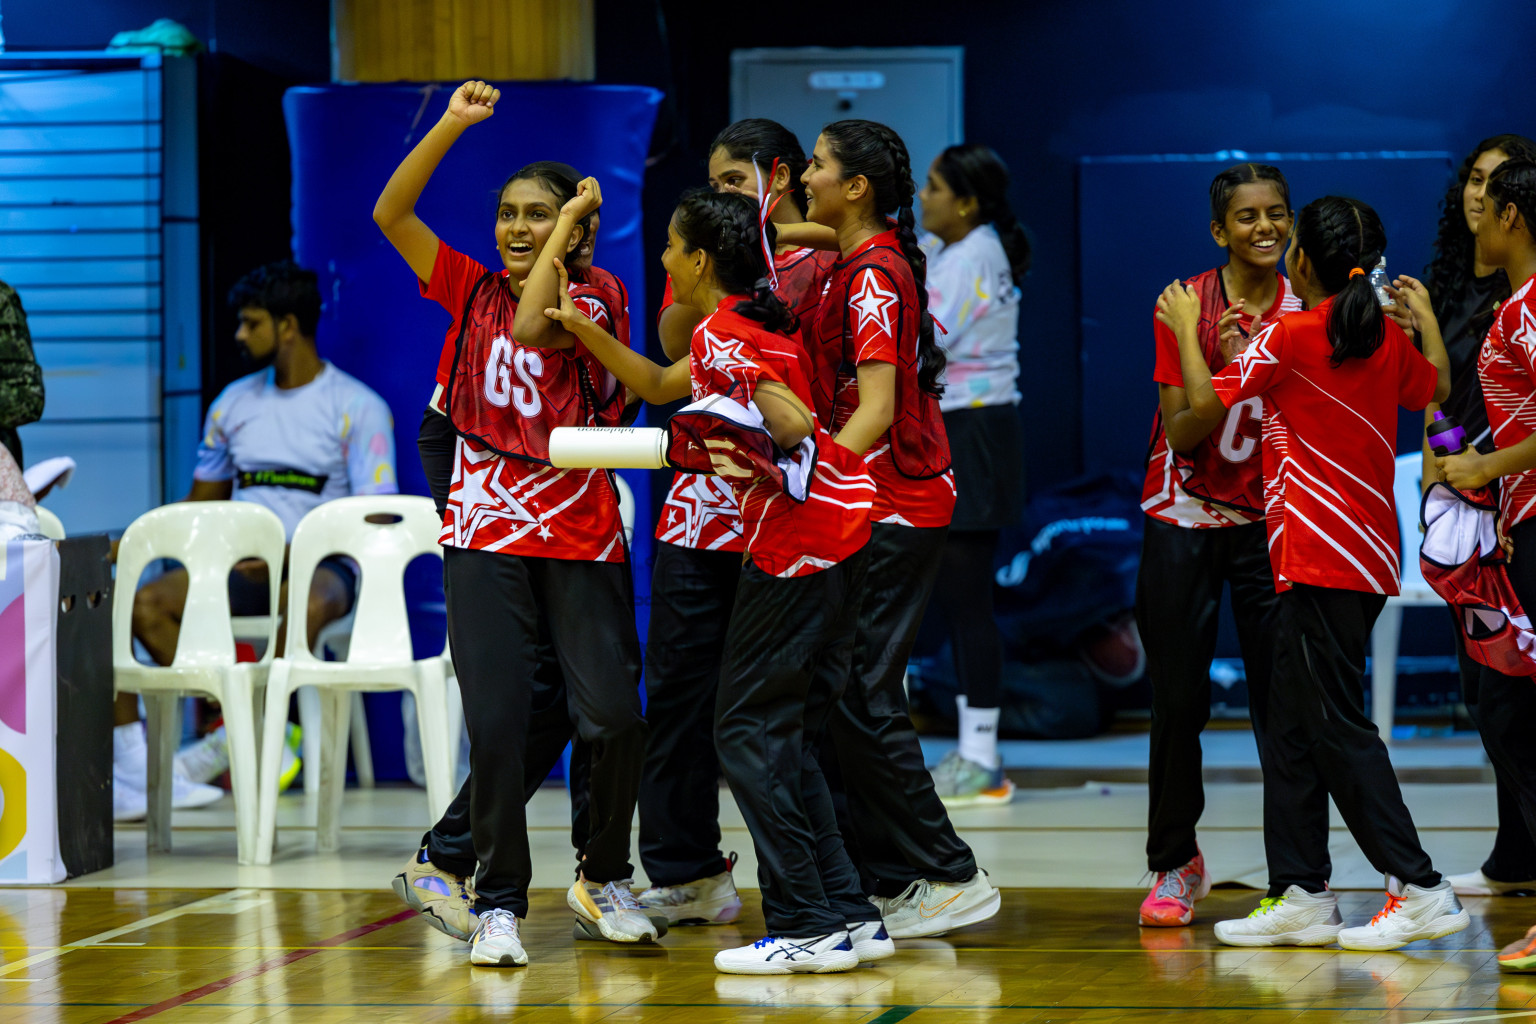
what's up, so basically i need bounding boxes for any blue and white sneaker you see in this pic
[714,932,860,975]
[469,907,527,967]
[847,920,895,962]
[567,877,659,943]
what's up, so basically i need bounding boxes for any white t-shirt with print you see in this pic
[922,223,1022,412]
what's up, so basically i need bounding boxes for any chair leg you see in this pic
[223,676,262,866]
[297,685,323,797]
[415,661,454,821]
[317,689,350,855]
[350,693,375,789]
[143,694,179,854]
[1370,604,1404,744]
[255,662,295,866]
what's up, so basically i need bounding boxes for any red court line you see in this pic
[99,908,418,1024]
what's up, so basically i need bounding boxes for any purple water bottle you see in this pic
[1427,410,1467,457]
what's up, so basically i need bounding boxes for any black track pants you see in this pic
[1136,517,1278,872]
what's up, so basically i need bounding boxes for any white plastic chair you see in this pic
[254,495,456,864]
[34,506,64,539]
[113,501,285,863]
[1370,452,1446,741]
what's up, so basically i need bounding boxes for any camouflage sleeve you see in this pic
[0,282,44,429]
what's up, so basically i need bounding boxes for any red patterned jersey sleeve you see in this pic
[693,314,767,399]
[1152,316,1185,388]
[1393,324,1439,410]
[422,240,492,387]
[1211,320,1291,407]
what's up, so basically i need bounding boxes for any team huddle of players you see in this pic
[374,78,1536,977]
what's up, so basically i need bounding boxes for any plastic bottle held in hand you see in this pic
[1427,410,1467,457]
[1369,258,1392,308]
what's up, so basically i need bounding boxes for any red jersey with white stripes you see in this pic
[1210,300,1438,594]
[571,264,630,426]
[811,229,955,528]
[421,241,624,561]
[656,246,837,552]
[1479,274,1536,530]
[1142,268,1302,527]
[688,299,872,578]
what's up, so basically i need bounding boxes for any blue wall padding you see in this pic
[1079,152,1453,476]
[285,82,662,780]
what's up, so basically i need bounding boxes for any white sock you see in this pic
[113,722,147,785]
[956,699,1000,769]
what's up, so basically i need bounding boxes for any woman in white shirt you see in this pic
[917,144,1029,804]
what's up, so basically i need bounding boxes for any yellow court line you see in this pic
[0,944,1506,954]
[0,888,262,978]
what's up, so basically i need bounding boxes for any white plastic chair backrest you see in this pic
[614,474,635,544]
[34,506,64,539]
[284,495,442,666]
[1393,452,1432,593]
[113,501,286,669]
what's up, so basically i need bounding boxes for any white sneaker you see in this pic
[872,871,1001,938]
[714,932,859,975]
[112,767,224,822]
[469,907,527,967]
[1337,876,1470,951]
[636,869,742,925]
[1445,869,1536,897]
[568,877,659,943]
[847,920,894,962]
[1213,887,1343,947]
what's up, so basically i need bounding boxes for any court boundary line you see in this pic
[94,909,415,1024]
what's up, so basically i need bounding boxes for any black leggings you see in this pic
[932,529,1003,709]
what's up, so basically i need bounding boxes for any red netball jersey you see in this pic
[687,299,872,577]
[1141,267,1302,528]
[656,246,837,552]
[1480,274,1536,529]
[1210,302,1438,595]
[811,229,955,528]
[422,240,624,561]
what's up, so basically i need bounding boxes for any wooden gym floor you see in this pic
[3,886,1536,1023]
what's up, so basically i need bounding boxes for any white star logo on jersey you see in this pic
[850,269,898,339]
[700,327,756,375]
[1512,300,1536,356]
[1233,322,1281,387]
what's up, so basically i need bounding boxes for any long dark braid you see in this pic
[822,119,947,398]
[673,188,798,335]
[1424,134,1536,321]
[1294,196,1388,366]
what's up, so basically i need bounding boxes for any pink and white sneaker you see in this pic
[1139,851,1211,927]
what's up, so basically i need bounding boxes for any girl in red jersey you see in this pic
[372,80,654,967]
[797,120,1000,940]
[546,188,881,975]
[1135,163,1301,929]
[1164,195,1462,951]
[1434,158,1536,972]
[636,120,838,927]
[1420,136,1536,900]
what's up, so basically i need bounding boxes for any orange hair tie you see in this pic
[1348,267,1366,278]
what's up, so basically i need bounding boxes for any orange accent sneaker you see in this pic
[1139,852,1212,927]
[1499,924,1536,972]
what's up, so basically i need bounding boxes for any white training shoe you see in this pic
[847,920,895,962]
[1337,876,1470,951]
[469,907,527,967]
[568,877,659,943]
[1213,887,1343,947]
[112,767,225,822]
[872,871,1001,938]
[713,932,859,975]
[1445,868,1536,897]
[636,869,743,925]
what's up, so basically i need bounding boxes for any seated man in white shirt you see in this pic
[114,261,398,819]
